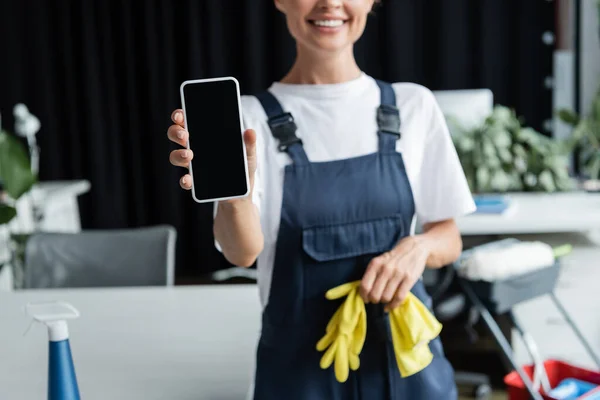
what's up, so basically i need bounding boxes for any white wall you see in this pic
[580,0,600,115]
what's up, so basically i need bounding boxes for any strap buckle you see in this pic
[377,104,401,138]
[268,112,303,151]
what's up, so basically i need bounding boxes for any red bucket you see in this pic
[505,359,600,400]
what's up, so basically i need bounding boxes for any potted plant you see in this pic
[0,105,39,287]
[558,91,600,192]
[450,105,574,194]
[556,0,600,192]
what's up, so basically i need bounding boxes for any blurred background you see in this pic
[0,0,562,281]
[1,1,600,400]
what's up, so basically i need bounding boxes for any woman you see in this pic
[168,0,475,398]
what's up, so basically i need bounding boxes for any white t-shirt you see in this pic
[215,73,476,307]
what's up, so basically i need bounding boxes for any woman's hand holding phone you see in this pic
[167,108,263,267]
[167,109,257,204]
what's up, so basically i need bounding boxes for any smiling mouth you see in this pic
[308,19,348,28]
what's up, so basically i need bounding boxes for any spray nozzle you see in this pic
[24,301,80,342]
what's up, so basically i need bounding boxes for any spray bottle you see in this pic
[25,301,81,400]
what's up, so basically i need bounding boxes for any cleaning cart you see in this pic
[455,239,600,400]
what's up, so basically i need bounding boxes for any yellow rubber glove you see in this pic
[388,292,443,377]
[349,294,367,371]
[318,281,443,381]
[316,281,367,383]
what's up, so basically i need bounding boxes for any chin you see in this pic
[303,31,354,53]
[311,39,352,53]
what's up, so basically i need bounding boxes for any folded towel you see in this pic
[317,281,442,382]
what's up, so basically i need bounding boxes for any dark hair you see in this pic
[371,0,382,15]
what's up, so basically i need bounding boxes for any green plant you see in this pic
[0,130,37,224]
[450,105,574,193]
[558,90,600,181]
[0,108,38,282]
[555,0,600,182]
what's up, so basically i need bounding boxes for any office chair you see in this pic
[23,225,177,288]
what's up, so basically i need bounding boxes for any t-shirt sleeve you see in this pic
[413,89,476,225]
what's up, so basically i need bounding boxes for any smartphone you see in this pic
[180,77,249,203]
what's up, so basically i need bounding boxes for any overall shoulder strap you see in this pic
[374,80,402,153]
[254,90,309,165]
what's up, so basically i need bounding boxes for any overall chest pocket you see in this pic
[301,214,406,301]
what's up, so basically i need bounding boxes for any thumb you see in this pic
[243,128,257,174]
[243,128,256,152]
[244,129,256,168]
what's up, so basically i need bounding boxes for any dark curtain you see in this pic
[0,0,555,282]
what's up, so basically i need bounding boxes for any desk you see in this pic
[457,192,600,236]
[0,285,262,400]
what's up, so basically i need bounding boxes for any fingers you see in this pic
[360,252,392,303]
[169,109,193,192]
[169,149,193,168]
[359,259,379,304]
[381,273,402,304]
[171,109,185,127]
[386,278,414,311]
[360,251,418,311]
[180,174,192,190]
[368,266,394,304]
[167,124,188,147]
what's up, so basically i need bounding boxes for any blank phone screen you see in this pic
[182,78,248,202]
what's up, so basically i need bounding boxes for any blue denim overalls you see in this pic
[252,80,457,400]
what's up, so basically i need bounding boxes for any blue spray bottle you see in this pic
[26,301,81,400]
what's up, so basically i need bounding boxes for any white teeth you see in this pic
[313,20,344,27]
